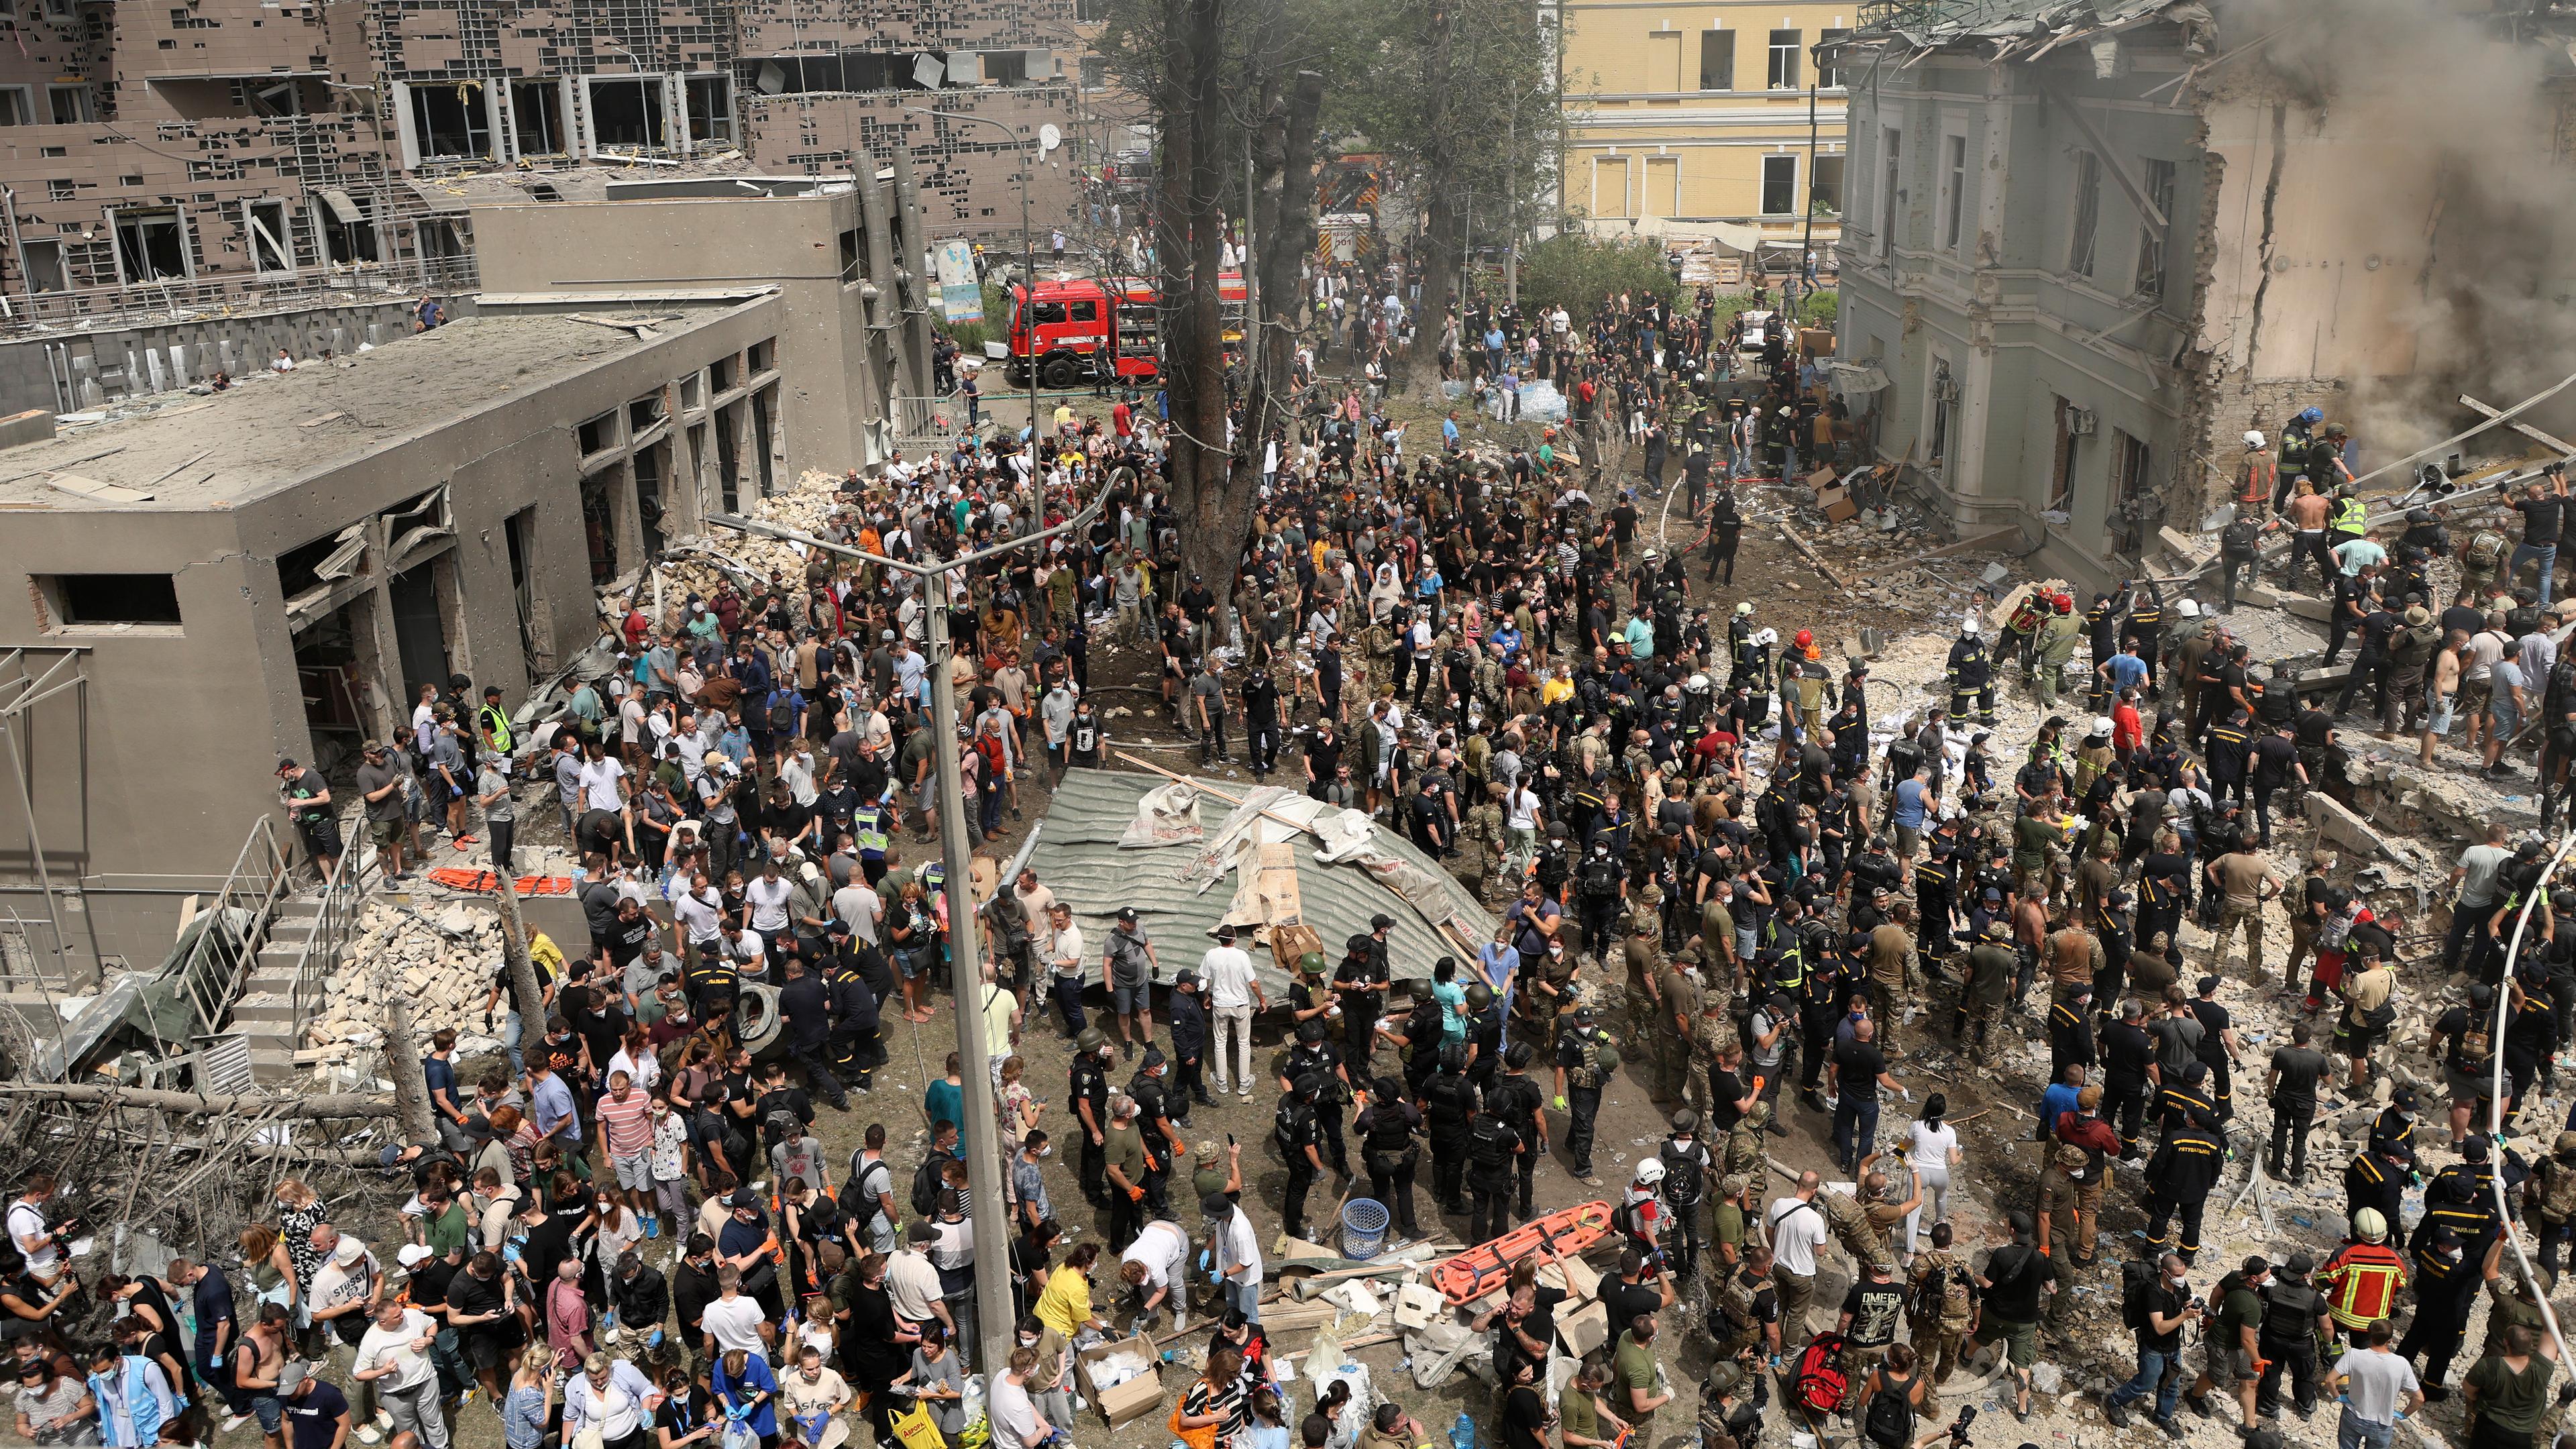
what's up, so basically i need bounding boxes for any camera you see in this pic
[1947,1405,1977,1447]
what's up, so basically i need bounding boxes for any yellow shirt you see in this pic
[1540,676,1574,706]
[1035,1263,1093,1338]
[529,932,566,977]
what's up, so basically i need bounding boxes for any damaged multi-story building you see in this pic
[1827,0,2576,592]
[0,0,1079,319]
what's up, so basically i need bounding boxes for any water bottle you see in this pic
[1450,1413,1477,1449]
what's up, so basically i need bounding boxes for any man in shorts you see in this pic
[1103,906,1160,1049]
[352,741,416,882]
[1971,1212,2048,1421]
[2186,1256,2271,1424]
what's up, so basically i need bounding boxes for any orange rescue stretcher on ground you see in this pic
[423,868,576,895]
[1432,1200,1615,1305]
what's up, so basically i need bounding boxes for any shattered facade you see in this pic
[1829,0,2576,591]
[0,0,1079,317]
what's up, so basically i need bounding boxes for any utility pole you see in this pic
[908,107,1042,443]
[1505,108,1518,308]
[709,496,1102,1375]
[1796,83,1819,323]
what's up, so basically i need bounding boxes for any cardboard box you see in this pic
[1075,1334,1166,1429]
[1557,1300,1611,1358]
[1801,328,1836,356]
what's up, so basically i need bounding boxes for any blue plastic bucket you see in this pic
[1341,1197,1390,1260]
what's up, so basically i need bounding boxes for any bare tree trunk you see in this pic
[1258,72,1326,423]
[1178,0,1242,637]
[384,991,439,1144]
[474,795,549,1058]
[1400,0,1458,396]
[1155,0,1199,503]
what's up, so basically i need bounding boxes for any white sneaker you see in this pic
[356,1428,384,1445]
[219,1413,254,1434]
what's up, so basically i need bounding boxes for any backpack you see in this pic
[1794,1332,1849,1413]
[1580,857,1623,900]
[1862,1375,1917,1449]
[758,1093,803,1151]
[1659,1140,1707,1208]
[2258,1279,2320,1348]
[767,693,798,735]
[910,1149,956,1217]
[2119,1258,2157,1332]
[2543,1161,2576,1225]
[2469,530,2508,569]
[845,1154,894,1233]
[2221,519,2260,559]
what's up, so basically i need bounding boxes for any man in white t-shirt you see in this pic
[1206,1192,1264,1325]
[2330,1320,2422,1449]
[1765,1172,1829,1341]
[699,1267,772,1358]
[351,1299,446,1449]
[1120,1218,1193,1332]
[7,1177,60,1284]
[1198,925,1265,1098]
[578,752,628,812]
[745,859,796,957]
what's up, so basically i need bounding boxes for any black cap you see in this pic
[1370,913,1395,931]
[1117,906,1138,922]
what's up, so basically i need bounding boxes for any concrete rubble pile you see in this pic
[299,900,506,1076]
[595,468,849,625]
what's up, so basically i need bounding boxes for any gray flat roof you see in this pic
[0,311,731,511]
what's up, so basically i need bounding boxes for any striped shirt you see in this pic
[596,1087,653,1157]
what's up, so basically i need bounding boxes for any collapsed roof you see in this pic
[1839,0,2214,64]
[1027,768,1501,992]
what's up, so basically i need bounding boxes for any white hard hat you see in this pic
[2090,716,2114,737]
[1686,674,1711,694]
[1633,1158,1666,1185]
[2176,598,2201,618]
[1750,627,1779,648]
[1736,602,1755,616]
[2243,430,2266,448]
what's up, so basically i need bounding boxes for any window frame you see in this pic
[1698,28,1735,92]
[2067,148,2102,279]
[1766,28,1801,91]
[2134,157,2176,300]
[1938,129,1968,254]
[1759,154,1797,217]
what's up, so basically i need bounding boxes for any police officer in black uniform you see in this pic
[1424,1044,1477,1214]
[1465,1099,1525,1244]
[2141,1106,2226,1263]
[1491,1042,1548,1218]
[1279,1019,1352,1179]
[1463,983,1505,1098]
[821,924,883,1093]
[2101,1000,2157,1159]
[1276,1073,1328,1242]
[1356,1074,1424,1240]
[1129,1049,1185,1219]
[1070,1027,1114,1206]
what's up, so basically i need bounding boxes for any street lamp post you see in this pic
[710,496,1102,1376]
[905,107,1042,448]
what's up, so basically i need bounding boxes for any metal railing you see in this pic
[176,814,299,1034]
[286,850,380,1055]
[890,390,974,450]
[0,255,480,337]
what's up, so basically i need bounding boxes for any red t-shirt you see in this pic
[1111,402,1134,437]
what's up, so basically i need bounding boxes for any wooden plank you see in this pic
[2459,392,2576,458]
[1776,521,1857,596]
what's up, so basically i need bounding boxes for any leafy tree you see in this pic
[1495,233,1681,321]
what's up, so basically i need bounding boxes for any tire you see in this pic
[733,982,784,1061]
[1040,354,1080,390]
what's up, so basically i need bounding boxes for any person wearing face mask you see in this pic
[2102,1252,2199,1434]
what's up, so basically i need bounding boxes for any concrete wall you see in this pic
[0,300,788,981]
[469,190,903,472]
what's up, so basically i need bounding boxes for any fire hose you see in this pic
[2485,830,2576,1371]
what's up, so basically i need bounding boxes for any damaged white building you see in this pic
[1829,0,2576,591]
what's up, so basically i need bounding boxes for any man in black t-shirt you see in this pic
[1972,1212,2047,1419]
[1837,1257,1909,1372]
[2512,482,2564,604]
[1829,1018,1898,1177]
[2265,1021,2330,1182]
[2249,724,2306,848]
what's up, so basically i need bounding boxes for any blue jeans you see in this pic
[500,1009,525,1077]
[2512,541,2559,603]
[2109,1346,2182,1424]
[1832,1095,1881,1172]
[1223,1278,1261,1324]
[2337,1407,2393,1449]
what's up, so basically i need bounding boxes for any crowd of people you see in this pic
[23,239,2576,1449]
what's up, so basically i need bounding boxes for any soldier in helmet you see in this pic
[1356,1073,1424,1242]
[1658,1110,1715,1281]
[1275,1072,1328,1242]
[1464,1089,1525,1243]
[1462,981,1505,1098]
[1554,1005,1619,1187]
[1279,1017,1352,1181]
[1654,946,1705,1106]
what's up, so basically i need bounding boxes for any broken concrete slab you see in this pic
[2307,790,2397,861]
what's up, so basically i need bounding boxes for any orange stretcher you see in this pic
[1432,1199,1615,1304]
[422,868,576,896]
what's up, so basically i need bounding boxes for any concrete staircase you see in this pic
[233,894,325,1085]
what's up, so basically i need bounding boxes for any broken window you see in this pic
[751,55,847,95]
[46,180,74,201]
[1766,29,1799,89]
[408,81,491,160]
[751,386,775,496]
[979,51,1029,85]
[1812,156,1843,217]
[1876,125,1900,258]
[511,79,566,157]
[242,77,308,118]
[1939,133,1966,252]
[580,474,619,584]
[1760,154,1795,216]
[1927,358,1955,466]
[244,197,292,273]
[634,447,667,556]
[588,76,668,152]
[578,411,617,455]
[113,209,189,282]
[629,393,665,433]
[712,405,739,512]
[2135,157,2176,300]
[2049,396,2081,512]
[42,575,182,627]
[839,227,867,281]
[1698,30,1733,91]
[1816,30,1848,89]
[685,75,733,146]
[2067,148,2101,279]
[747,339,774,374]
[710,356,735,392]
[0,88,33,126]
[21,239,64,293]
[2114,429,2151,502]
[47,85,92,123]
[316,189,379,264]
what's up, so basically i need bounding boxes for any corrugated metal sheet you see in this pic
[1026,768,1501,993]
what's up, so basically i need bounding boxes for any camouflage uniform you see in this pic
[1456,801,1505,898]
[1907,1246,1978,1411]
[2034,1147,2090,1322]
[1621,920,1664,1042]
[1725,1101,1772,1189]
[1687,1005,1731,1118]
[1654,960,1704,1105]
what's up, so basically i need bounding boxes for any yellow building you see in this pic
[1559,1,1850,254]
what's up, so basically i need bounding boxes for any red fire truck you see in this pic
[1004,274,1248,390]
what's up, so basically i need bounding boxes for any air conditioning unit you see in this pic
[2066,407,2096,435]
